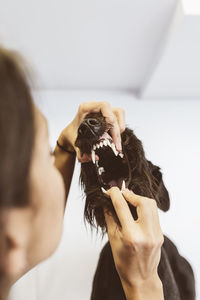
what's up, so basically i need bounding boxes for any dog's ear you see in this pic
[147,160,170,212]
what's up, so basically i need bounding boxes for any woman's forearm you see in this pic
[53,131,76,205]
[122,276,164,300]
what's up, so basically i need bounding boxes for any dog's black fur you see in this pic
[75,112,196,300]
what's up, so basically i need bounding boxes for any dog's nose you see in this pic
[78,118,101,138]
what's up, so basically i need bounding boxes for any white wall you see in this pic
[142,15,200,98]
[8,90,200,300]
[183,0,200,14]
[0,0,180,91]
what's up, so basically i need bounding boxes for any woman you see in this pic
[0,47,164,300]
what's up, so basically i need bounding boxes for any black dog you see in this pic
[75,112,196,300]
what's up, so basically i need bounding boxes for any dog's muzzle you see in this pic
[78,118,102,138]
[75,115,130,192]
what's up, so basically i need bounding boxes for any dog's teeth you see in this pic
[119,153,124,158]
[96,143,100,149]
[121,180,126,190]
[107,140,111,147]
[111,143,118,156]
[93,145,96,150]
[91,150,96,164]
[100,142,103,148]
[103,140,107,147]
[98,167,105,175]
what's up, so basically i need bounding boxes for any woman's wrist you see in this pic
[122,275,164,300]
[57,124,75,153]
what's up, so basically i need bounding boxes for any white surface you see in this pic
[142,15,200,98]
[8,90,200,300]
[183,0,200,15]
[0,0,180,92]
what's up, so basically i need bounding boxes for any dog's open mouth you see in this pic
[90,131,129,191]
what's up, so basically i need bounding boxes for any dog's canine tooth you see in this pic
[121,180,126,190]
[119,153,124,158]
[100,142,103,148]
[91,150,96,164]
[107,140,111,147]
[111,143,118,156]
[96,144,100,149]
[93,145,96,150]
[103,140,107,147]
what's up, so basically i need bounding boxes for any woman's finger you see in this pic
[106,187,137,232]
[109,122,122,152]
[122,189,159,227]
[99,103,122,152]
[104,208,119,238]
[113,108,126,134]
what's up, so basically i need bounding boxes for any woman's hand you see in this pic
[104,187,164,300]
[58,101,125,162]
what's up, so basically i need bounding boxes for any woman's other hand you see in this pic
[59,101,125,162]
[104,187,164,300]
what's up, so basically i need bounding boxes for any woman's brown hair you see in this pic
[0,47,35,299]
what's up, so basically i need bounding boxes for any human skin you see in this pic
[3,101,164,300]
[104,187,164,300]
[2,104,66,300]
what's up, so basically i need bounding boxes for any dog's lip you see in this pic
[99,132,111,140]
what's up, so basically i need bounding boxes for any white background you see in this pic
[183,0,200,14]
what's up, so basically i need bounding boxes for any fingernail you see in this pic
[101,187,110,198]
[101,187,107,194]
